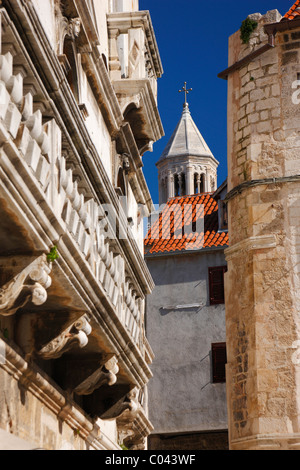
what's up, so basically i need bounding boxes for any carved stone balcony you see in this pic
[0,6,154,445]
[113,78,164,155]
[107,10,164,155]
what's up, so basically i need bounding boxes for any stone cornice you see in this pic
[230,432,300,450]
[225,235,276,261]
[73,0,100,47]
[107,10,163,78]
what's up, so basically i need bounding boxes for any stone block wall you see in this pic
[225,11,300,450]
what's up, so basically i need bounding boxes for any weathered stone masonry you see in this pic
[0,0,163,450]
[220,10,300,450]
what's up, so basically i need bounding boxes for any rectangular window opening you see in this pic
[212,342,227,384]
[209,266,227,305]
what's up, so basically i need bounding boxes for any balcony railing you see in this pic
[0,32,144,350]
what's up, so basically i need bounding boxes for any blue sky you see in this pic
[139,0,292,203]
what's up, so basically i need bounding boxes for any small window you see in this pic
[209,266,227,305]
[212,343,227,383]
[218,200,228,231]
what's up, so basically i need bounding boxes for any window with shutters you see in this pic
[212,343,227,383]
[209,266,227,305]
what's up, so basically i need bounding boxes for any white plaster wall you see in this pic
[110,0,139,12]
[85,80,112,181]
[127,185,144,253]
[94,0,109,61]
[118,34,129,78]
[32,0,56,49]
[146,251,228,434]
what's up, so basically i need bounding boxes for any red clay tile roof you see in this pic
[144,193,229,254]
[284,0,300,20]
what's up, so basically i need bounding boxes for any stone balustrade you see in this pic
[0,45,143,350]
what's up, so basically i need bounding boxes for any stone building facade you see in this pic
[219,1,300,450]
[145,102,229,450]
[0,0,163,450]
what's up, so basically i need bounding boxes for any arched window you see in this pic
[117,167,126,196]
[180,173,186,196]
[63,39,80,103]
[200,174,205,193]
[160,177,167,202]
[174,174,180,197]
[194,173,199,194]
[174,173,186,197]
[194,173,205,194]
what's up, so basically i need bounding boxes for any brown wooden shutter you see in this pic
[212,343,227,383]
[209,266,227,305]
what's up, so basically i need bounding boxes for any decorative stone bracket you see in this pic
[74,355,119,396]
[0,255,52,316]
[100,386,139,420]
[38,315,92,360]
[117,387,153,450]
[57,16,81,55]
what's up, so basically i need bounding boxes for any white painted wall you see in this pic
[94,0,110,61]
[85,80,112,181]
[110,0,139,12]
[127,185,144,253]
[32,0,56,48]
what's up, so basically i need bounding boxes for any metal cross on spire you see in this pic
[179,82,192,107]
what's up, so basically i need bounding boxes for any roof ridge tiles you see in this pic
[145,189,229,254]
[284,0,300,19]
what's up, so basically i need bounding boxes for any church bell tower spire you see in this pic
[156,83,219,205]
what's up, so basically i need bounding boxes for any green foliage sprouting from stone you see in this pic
[47,246,59,262]
[120,443,129,450]
[240,18,258,44]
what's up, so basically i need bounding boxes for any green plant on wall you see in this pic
[240,18,258,44]
[120,443,129,450]
[47,246,59,263]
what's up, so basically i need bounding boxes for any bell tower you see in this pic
[156,83,219,205]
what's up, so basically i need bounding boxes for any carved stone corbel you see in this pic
[38,314,92,360]
[67,18,81,39]
[74,356,119,396]
[0,255,52,316]
[117,388,153,451]
[122,153,131,173]
[57,16,81,56]
[100,386,139,420]
[125,437,146,451]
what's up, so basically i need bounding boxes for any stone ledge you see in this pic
[230,432,300,450]
[225,235,276,261]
